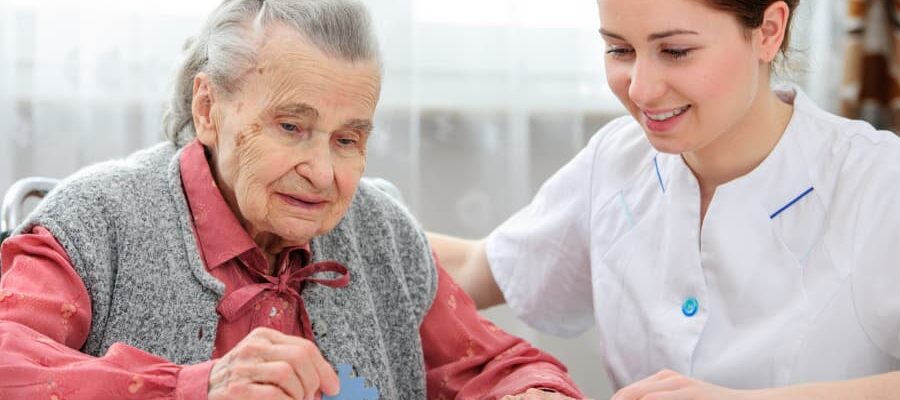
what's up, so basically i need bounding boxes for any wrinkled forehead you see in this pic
[235,26,381,111]
[223,27,381,127]
[215,24,375,89]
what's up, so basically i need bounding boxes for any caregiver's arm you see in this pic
[421,262,583,399]
[760,373,900,400]
[427,232,504,309]
[613,369,900,400]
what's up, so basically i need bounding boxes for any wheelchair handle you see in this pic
[1,177,59,234]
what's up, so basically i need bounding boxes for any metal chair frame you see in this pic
[0,177,59,245]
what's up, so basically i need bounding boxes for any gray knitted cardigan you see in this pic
[18,142,438,399]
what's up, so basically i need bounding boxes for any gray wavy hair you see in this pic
[162,0,381,146]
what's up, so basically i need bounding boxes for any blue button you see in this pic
[682,297,699,317]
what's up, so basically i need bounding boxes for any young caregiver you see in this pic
[429,0,900,398]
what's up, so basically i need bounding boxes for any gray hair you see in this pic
[162,0,381,146]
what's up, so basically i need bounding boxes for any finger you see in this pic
[209,380,293,400]
[289,347,341,399]
[242,329,338,397]
[638,388,694,400]
[255,343,333,399]
[243,383,294,400]
[293,356,321,400]
[250,361,306,400]
[612,371,685,400]
[210,360,302,400]
[277,342,338,397]
[614,385,678,400]
[313,356,340,396]
[249,327,312,347]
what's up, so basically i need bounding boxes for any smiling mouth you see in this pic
[645,105,691,121]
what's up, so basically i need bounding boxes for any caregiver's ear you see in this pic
[755,1,790,63]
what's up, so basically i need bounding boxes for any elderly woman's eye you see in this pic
[280,123,299,132]
[337,138,358,146]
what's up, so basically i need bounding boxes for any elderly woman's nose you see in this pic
[295,142,335,188]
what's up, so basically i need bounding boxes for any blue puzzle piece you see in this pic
[323,364,379,400]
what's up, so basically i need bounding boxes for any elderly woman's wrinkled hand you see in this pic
[502,388,586,400]
[208,327,339,400]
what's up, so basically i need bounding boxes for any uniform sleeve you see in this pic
[422,258,583,400]
[850,140,900,358]
[0,226,215,399]
[485,129,607,337]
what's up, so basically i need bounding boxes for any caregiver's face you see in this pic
[598,0,765,155]
[197,24,381,246]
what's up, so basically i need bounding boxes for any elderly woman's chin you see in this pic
[265,218,330,245]
[280,203,348,240]
[239,194,346,244]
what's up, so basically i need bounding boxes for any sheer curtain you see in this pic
[0,0,845,396]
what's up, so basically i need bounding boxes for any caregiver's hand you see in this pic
[503,388,584,399]
[208,327,340,400]
[611,369,756,400]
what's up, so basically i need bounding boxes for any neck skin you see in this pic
[683,77,794,220]
[248,231,292,268]
[203,150,294,269]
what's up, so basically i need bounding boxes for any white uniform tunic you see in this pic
[486,89,900,389]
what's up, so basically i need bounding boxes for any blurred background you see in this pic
[0,0,896,396]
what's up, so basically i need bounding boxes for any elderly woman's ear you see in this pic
[191,72,219,148]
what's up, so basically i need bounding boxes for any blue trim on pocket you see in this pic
[769,186,814,219]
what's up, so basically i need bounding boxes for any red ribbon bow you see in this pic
[217,254,350,340]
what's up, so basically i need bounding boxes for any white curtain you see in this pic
[0,0,845,396]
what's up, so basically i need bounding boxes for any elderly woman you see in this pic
[0,1,584,399]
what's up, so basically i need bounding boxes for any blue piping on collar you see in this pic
[769,186,814,219]
[653,155,666,193]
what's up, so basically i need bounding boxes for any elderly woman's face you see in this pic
[196,25,380,247]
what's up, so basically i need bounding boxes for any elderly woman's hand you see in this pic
[208,327,339,400]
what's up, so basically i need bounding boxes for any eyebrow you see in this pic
[344,118,374,134]
[270,102,373,134]
[599,28,700,42]
[273,103,319,119]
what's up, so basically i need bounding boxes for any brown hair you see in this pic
[700,0,800,57]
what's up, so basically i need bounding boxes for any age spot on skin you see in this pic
[234,123,268,170]
[234,123,263,149]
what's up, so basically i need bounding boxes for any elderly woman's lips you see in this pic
[277,193,327,210]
